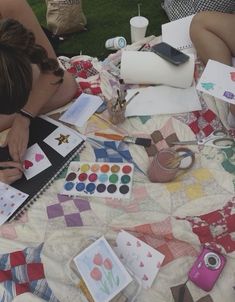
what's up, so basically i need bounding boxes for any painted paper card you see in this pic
[59,93,103,127]
[114,230,165,289]
[43,125,84,157]
[22,143,52,180]
[196,59,235,104]
[0,181,28,225]
[74,236,132,302]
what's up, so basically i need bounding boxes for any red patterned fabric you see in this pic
[179,198,235,253]
[124,217,197,265]
[66,58,103,98]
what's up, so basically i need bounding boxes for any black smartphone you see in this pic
[151,42,189,65]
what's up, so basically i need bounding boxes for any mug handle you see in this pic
[175,147,195,170]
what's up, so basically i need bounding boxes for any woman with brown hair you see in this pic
[0,0,77,184]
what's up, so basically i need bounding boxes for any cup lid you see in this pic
[130,16,149,27]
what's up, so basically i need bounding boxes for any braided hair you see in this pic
[0,18,64,115]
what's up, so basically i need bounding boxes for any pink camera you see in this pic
[188,247,226,292]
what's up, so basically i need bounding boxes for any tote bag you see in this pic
[46,0,87,35]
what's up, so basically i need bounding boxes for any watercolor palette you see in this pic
[61,161,134,199]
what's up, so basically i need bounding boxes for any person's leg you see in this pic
[190,11,235,124]
[190,11,235,66]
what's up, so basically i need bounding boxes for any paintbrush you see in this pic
[165,151,194,168]
[126,91,140,106]
[94,132,152,147]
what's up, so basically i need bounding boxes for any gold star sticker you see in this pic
[55,134,70,145]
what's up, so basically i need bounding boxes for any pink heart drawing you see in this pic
[136,241,141,247]
[35,153,44,162]
[147,251,152,257]
[24,160,33,169]
[140,261,144,267]
[230,72,235,81]
[157,261,161,269]
[126,241,131,246]
[142,274,148,281]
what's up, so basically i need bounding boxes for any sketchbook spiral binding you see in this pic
[11,143,86,221]
[177,44,193,50]
[0,116,86,222]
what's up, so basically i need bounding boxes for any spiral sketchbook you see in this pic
[161,15,195,52]
[0,116,85,221]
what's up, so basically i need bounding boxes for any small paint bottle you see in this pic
[105,37,127,50]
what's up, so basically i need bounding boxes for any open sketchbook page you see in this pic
[161,15,195,54]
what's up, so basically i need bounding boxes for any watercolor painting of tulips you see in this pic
[74,236,132,302]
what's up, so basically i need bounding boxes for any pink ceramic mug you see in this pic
[147,148,194,183]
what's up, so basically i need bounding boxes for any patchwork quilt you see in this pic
[0,36,235,302]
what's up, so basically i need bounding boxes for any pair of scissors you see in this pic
[171,130,235,149]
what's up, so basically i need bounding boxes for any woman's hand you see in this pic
[5,114,30,162]
[0,161,23,184]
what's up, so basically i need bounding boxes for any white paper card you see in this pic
[59,93,103,127]
[43,125,84,157]
[196,59,235,104]
[0,182,28,225]
[124,84,201,117]
[22,143,52,180]
[162,15,195,52]
[74,236,132,302]
[114,230,165,289]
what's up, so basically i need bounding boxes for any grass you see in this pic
[28,0,169,60]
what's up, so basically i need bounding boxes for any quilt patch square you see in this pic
[145,119,180,157]
[74,199,91,211]
[47,195,96,228]
[15,282,30,295]
[27,263,44,281]
[47,204,63,219]
[64,213,83,227]
[0,270,11,282]
[0,244,59,302]
[10,251,25,267]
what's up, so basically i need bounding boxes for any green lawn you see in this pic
[28,0,169,60]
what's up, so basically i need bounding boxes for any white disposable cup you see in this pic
[130,16,149,43]
[105,36,127,50]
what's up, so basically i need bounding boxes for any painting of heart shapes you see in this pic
[24,153,44,169]
[24,160,33,170]
[22,144,52,180]
[35,153,44,162]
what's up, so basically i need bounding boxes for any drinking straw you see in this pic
[138,3,141,16]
